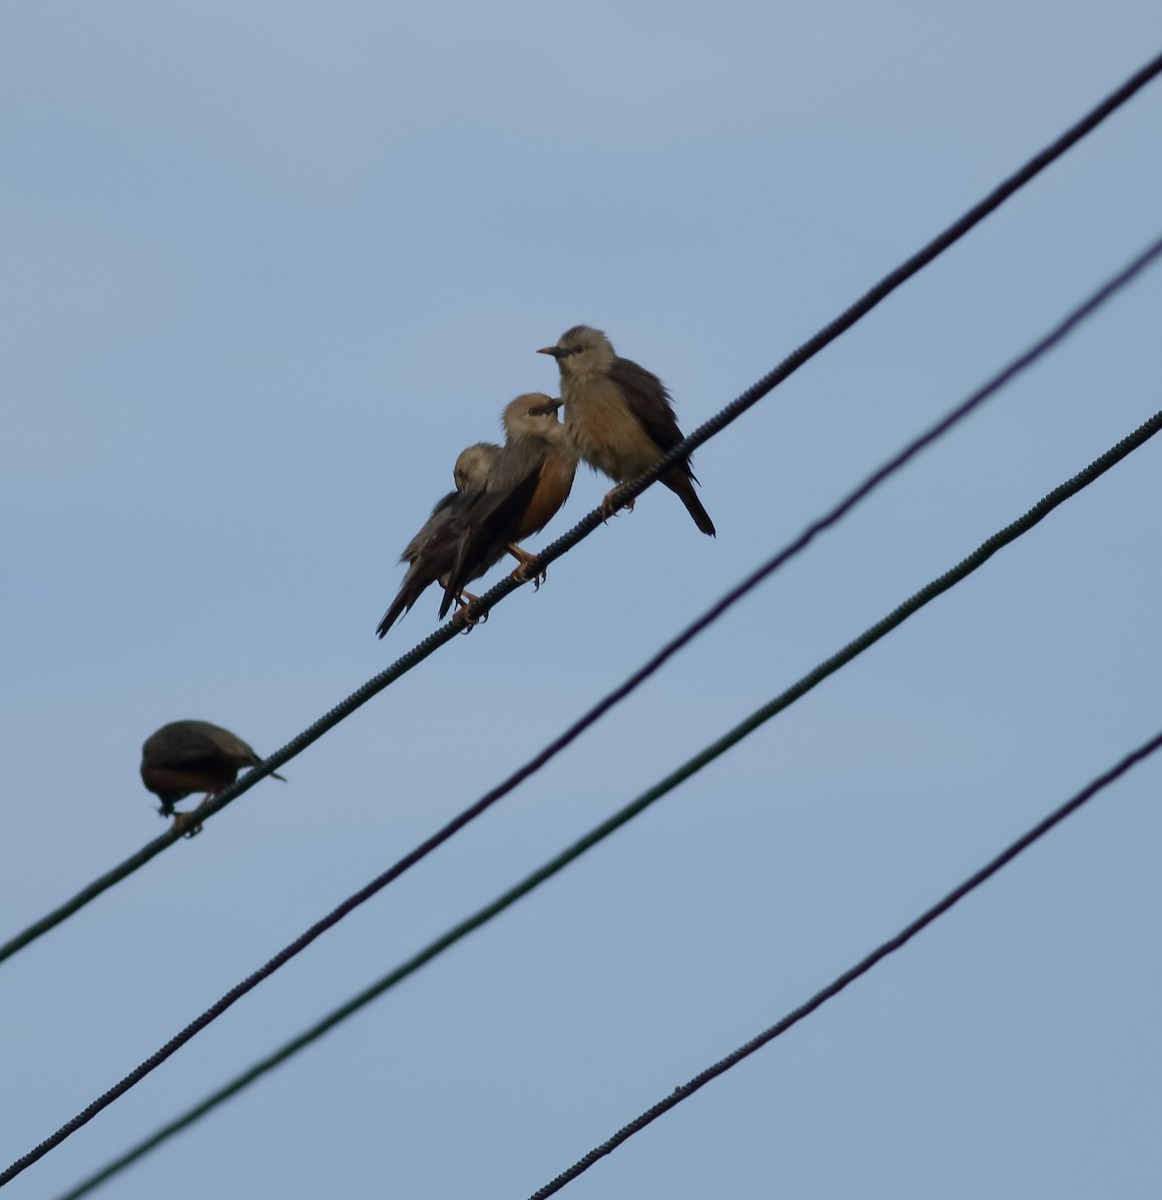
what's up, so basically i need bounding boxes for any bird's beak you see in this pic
[537,346,563,358]
[527,398,562,416]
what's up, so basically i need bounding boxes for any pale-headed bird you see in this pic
[438,393,576,620]
[538,325,715,536]
[376,441,500,637]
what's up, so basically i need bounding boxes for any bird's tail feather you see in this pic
[664,471,716,537]
[376,573,425,637]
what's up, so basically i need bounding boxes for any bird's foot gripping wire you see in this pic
[451,590,487,631]
[508,544,547,589]
[601,485,634,522]
[169,810,204,839]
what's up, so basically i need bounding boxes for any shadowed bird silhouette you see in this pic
[538,325,715,536]
[376,441,500,637]
[140,719,286,835]
[438,393,576,620]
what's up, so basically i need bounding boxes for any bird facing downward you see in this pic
[376,441,500,637]
[537,325,715,536]
[141,719,286,833]
[438,393,576,620]
[453,441,502,493]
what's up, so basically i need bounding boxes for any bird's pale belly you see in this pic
[565,388,661,482]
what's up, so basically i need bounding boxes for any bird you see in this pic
[376,441,500,637]
[453,441,502,493]
[438,393,576,621]
[537,325,715,536]
[140,719,286,835]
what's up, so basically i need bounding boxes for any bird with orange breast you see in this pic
[438,393,576,621]
[141,719,286,835]
[376,440,501,636]
[537,325,715,536]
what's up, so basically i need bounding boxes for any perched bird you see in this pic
[398,441,501,584]
[438,393,576,620]
[453,441,502,493]
[538,325,715,536]
[376,441,499,637]
[141,719,285,835]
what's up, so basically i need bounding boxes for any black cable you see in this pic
[44,402,1162,1198]
[3,45,1158,969]
[485,44,1162,605]
[524,727,1162,1199]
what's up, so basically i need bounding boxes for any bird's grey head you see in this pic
[501,393,565,441]
[536,325,615,378]
[453,441,499,492]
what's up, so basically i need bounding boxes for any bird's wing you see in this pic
[144,724,236,768]
[439,439,546,617]
[378,492,475,635]
[400,490,459,564]
[608,355,687,456]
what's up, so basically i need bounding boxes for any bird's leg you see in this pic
[171,810,204,839]
[507,543,546,588]
[439,576,488,619]
[601,485,634,522]
[451,590,487,630]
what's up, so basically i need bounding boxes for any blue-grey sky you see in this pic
[3,4,1161,1197]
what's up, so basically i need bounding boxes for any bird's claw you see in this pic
[511,561,548,590]
[601,486,634,522]
[451,603,486,631]
[171,811,204,839]
[450,588,488,630]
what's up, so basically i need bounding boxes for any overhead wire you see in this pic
[2,45,1159,969]
[41,397,1162,1197]
[525,724,1162,1195]
[524,726,1162,1199]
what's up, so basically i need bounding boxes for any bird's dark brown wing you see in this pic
[608,355,697,479]
[378,491,475,636]
[400,491,459,564]
[143,722,240,769]
[438,439,547,618]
